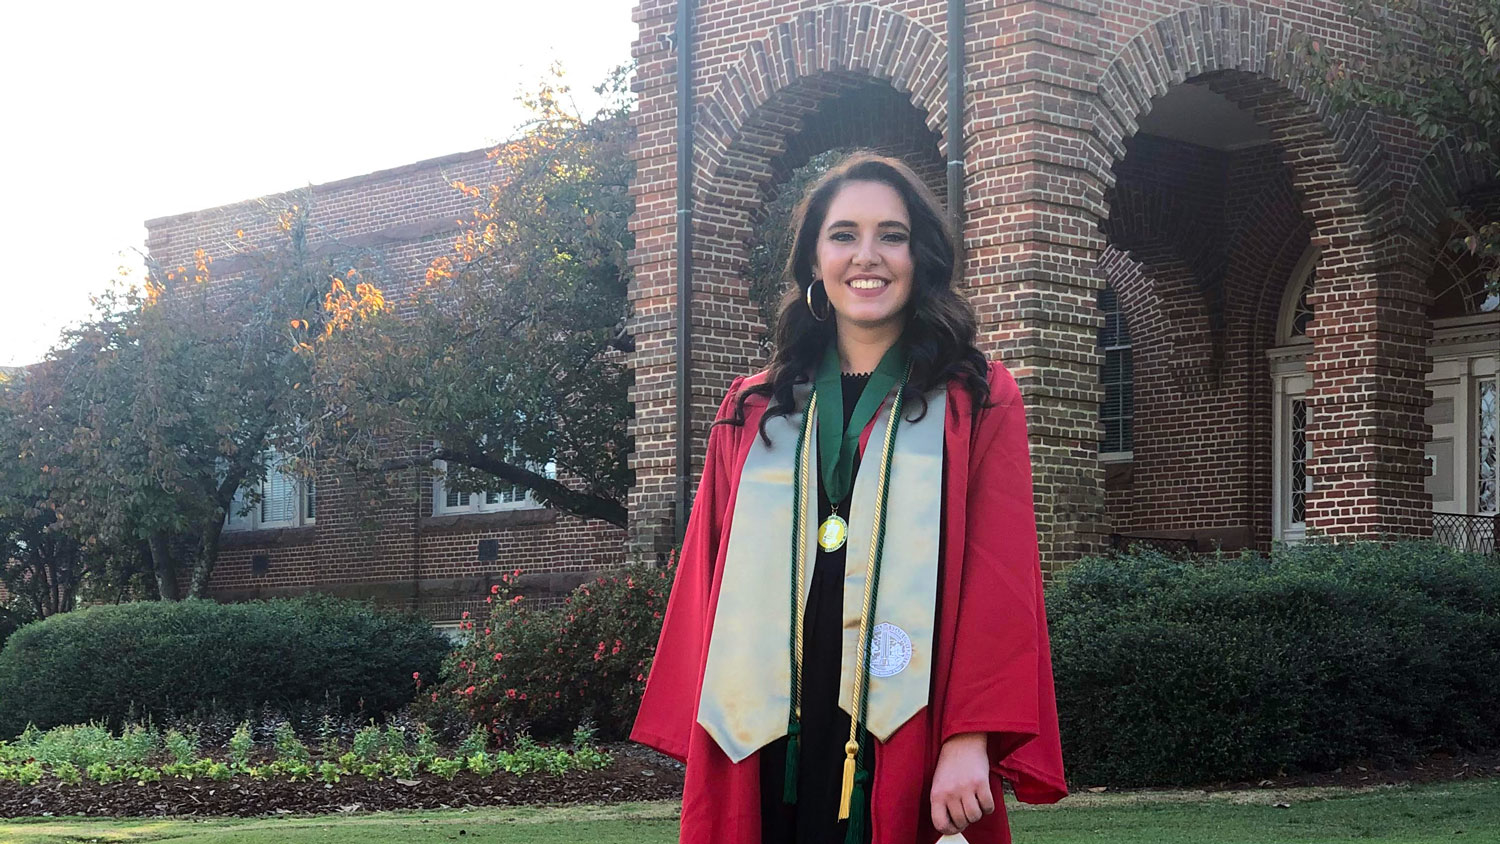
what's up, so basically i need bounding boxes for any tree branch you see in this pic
[380,447,627,528]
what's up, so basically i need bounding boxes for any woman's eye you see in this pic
[882,233,909,244]
[829,231,855,242]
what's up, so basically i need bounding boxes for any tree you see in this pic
[8,208,374,599]
[313,69,635,527]
[1295,0,1500,294]
[0,384,86,619]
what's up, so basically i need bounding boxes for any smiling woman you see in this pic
[633,152,1067,844]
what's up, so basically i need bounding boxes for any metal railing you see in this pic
[1432,512,1498,556]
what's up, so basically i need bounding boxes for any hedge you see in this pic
[0,596,450,736]
[1049,540,1500,787]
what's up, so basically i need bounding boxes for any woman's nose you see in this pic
[854,237,880,266]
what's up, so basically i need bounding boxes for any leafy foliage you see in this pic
[0,596,448,736]
[1295,0,1500,296]
[312,68,636,526]
[1,207,377,600]
[0,718,611,787]
[1049,540,1500,787]
[424,558,674,741]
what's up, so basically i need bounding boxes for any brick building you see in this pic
[626,0,1498,572]
[149,0,1497,622]
[144,151,627,624]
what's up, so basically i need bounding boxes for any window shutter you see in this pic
[261,466,298,524]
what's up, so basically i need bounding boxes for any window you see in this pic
[1097,286,1134,458]
[432,445,558,516]
[225,450,316,531]
[1476,373,1497,514]
[1272,372,1313,543]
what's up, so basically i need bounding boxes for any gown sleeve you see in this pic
[629,376,746,763]
[939,361,1068,804]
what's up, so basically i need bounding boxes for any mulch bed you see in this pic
[0,743,685,819]
[4,744,1498,818]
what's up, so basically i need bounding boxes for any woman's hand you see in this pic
[930,732,995,835]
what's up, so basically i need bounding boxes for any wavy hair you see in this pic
[724,151,991,442]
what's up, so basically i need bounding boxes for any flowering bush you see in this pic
[425,557,675,741]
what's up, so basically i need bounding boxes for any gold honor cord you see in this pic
[783,391,818,802]
[838,368,908,829]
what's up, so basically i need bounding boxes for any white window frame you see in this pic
[1268,245,1321,544]
[1427,314,1500,517]
[1097,284,1134,463]
[432,448,558,516]
[1271,367,1312,544]
[224,450,316,532]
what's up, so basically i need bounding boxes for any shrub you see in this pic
[0,608,25,654]
[1049,540,1500,787]
[426,559,674,740]
[0,595,449,736]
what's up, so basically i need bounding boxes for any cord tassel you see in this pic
[844,765,870,844]
[782,719,801,804]
[837,740,859,819]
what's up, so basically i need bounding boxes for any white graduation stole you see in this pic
[696,383,946,762]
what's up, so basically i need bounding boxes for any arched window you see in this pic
[1276,245,1319,347]
[1098,286,1134,458]
[1270,244,1320,542]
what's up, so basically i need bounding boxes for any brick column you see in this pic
[1303,241,1432,539]
[963,0,1111,572]
[626,0,683,560]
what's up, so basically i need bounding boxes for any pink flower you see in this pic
[412,671,421,680]
[490,584,501,595]
[506,688,518,699]
[461,611,470,619]
[493,652,504,662]
[464,685,475,695]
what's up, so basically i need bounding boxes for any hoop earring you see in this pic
[805,278,831,322]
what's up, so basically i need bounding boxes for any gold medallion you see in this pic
[818,514,848,552]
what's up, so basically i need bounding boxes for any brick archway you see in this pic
[630,0,1449,566]
[1084,6,1428,544]
[627,5,948,557]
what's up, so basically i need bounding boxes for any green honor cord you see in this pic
[783,355,913,844]
[838,364,907,844]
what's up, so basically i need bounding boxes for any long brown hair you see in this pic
[724,151,991,442]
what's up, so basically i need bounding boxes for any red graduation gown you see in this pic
[632,360,1067,844]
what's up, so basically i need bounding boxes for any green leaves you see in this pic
[311,68,636,527]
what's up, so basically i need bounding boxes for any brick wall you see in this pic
[145,150,626,621]
[628,0,1489,571]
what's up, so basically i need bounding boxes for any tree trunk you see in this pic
[186,518,225,600]
[148,532,180,601]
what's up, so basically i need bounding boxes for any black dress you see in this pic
[760,373,876,844]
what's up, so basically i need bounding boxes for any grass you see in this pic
[0,780,1495,843]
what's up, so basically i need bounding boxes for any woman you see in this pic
[632,152,1067,844]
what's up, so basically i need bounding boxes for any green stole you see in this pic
[696,349,946,832]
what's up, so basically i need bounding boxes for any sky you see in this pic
[0,0,636,367]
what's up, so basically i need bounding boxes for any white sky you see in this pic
[0,0,636,367]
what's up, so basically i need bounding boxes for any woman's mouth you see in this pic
[846,277,889,297]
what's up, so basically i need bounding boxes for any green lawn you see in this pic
[0,780,1495,843]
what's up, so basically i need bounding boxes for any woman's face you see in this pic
[812,179,915,334]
